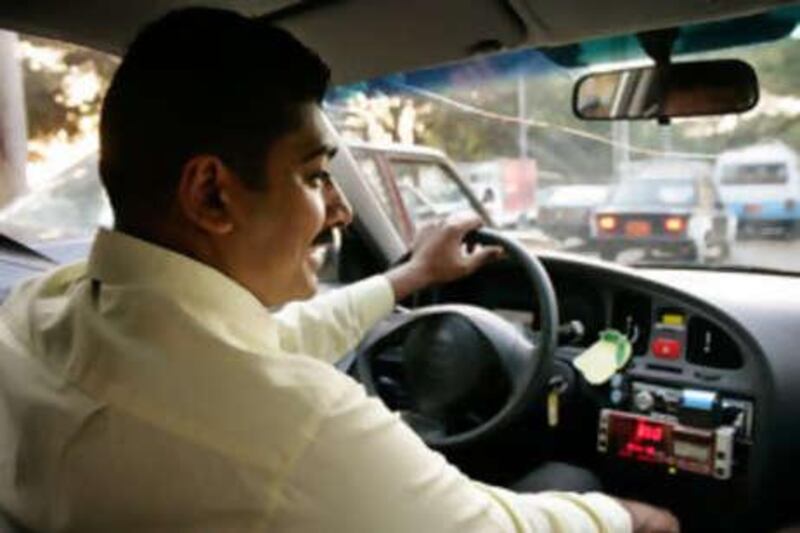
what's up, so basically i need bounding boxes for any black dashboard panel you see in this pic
[432,251,800,529]
[437,255,763,394]
[439,253,768,389]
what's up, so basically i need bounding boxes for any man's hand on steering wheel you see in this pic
[386,214,503,301]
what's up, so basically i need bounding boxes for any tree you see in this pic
[21,36,116,159]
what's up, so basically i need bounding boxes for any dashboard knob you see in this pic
[634,390,655,412]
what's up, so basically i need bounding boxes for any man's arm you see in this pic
[269,376,634,533]
[272,274,395,363]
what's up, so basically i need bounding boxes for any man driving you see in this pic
[0,8,678,532]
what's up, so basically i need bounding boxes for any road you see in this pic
[726,238,800,272]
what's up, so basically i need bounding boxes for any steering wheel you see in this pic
[356,228,559,448]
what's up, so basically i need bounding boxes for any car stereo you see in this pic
[598,409,735,478]
[598,380,753,480]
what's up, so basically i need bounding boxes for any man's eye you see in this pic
[305,171,330,187]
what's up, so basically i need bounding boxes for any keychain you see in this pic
[547,375,568,428]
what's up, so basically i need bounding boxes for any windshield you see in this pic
[3,11,800,274]
[328,8,800,272]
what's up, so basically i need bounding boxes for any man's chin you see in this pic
[296,268,319,300]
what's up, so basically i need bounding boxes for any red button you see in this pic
[651,338,681,359]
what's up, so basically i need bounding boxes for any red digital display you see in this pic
[611,416,671,463]
[635,420,665,442]
[603,411,717,476]
[619,420,667,461]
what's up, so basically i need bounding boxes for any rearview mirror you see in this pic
[573,59,758,121]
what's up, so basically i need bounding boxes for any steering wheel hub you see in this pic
[403,313,509,422]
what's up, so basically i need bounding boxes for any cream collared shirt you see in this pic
[0,229,630,532]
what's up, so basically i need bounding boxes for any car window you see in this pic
[610,180,697,207]
[354,154,390,211]
[0,31,353,282]
[0,32,115,242]
[389,159,471,228]
[720,163,789,185]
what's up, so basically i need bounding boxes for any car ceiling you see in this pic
[0,0,796,84]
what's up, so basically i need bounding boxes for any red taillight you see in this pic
[598,215,619,232]
[663,216,686,233]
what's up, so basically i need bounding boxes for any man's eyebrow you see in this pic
[301,143,338,163]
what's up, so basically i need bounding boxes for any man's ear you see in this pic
[177,155,235,235]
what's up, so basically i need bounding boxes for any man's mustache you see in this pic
[312,227,337,246]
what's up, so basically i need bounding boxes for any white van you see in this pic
[713,142,800,237]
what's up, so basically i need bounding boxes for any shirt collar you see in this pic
[87,228,279,352]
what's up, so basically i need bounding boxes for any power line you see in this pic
[386,82,718,161]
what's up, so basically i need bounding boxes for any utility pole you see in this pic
[517,73,528,161]
[660,125,673,154]
[0,31,27,206]
[612,121,631,179]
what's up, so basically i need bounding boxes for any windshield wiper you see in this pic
[0,233,56,265]
[631,261,798,277]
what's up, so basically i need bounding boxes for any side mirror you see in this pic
[573,59,759,121]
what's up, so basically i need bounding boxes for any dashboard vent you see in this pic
[686,317,743,370]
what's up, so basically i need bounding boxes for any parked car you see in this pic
[537,184,608,240]
[593,161,734,262]
[348,141,495,243]
[713,141,800,238]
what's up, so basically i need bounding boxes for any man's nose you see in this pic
[324,179,353,228]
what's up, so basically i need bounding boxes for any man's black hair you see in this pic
[100,7,331,223]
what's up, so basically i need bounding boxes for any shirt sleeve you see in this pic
[269,380,632,533]
[272,275,395,363]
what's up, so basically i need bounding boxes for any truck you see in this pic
[712,142,800,238]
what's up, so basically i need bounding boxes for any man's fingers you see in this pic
[618,499,680,533]
[464,244,503,272]
[447,213,484,236]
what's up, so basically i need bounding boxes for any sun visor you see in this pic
[541,5,800,68]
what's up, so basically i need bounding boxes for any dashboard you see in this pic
[422,251,800,531]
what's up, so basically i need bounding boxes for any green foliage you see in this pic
[22,37,116,141]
